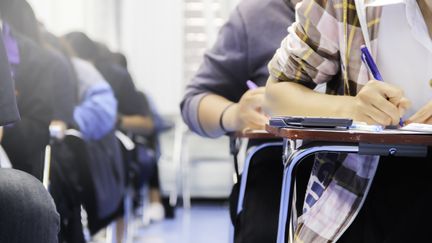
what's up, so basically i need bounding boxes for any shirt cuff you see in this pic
[181,93,210,137]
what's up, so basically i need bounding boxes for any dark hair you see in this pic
[111,52,128,69]
[0,0,42,44]
[41,30,77,58]
[63,32,99,61]
[94,41,112,61]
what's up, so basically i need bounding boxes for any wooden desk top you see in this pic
[233,129,279,139]
[266,124,432,145]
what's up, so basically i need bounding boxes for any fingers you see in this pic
[242,90,265,107]
[366,104,393,125]
[353,110,380,125]
[407,102,432,124]
[250,94,266,107]
[361,81,410,125]
[369,80,409,108]
[369,96,400,125]
[425,117,432,125]
[398,97,411,117]
[373,81,404,104]
[245,87,265,96]
[249,111,269,126]
[243,111,269,129]
[237,88,268,130]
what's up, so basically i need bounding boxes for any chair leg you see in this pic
[123,188,134,243]
[80,207,92,242]
[180,127,192,210]
[170,120,186,207]
[105,221,117,243]
[42,145,52,189]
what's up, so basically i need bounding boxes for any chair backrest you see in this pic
[50,129,126,234]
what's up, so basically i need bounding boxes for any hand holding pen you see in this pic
[356,45,411,127]
[228,80,268,131]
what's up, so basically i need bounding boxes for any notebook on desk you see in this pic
[350,122,432,134]
[399,123,432,133]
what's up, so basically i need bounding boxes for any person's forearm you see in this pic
[198,94,238,138]
[0,127,3,142]
[120,115,155,135]
[266,78,354,118]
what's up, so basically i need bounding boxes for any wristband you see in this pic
[219,103,235,133]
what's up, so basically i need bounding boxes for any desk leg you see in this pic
[233,142,283,243]
[236,142,283,214]
[276,144,359,243]
[277,138,301,243]
[277,165,292,243]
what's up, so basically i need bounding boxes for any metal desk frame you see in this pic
[269,126,432,243]
[277,141,360,243]
[229,130,281,243]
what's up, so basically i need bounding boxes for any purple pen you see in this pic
[360,45,404,127]
[360,45,383,81]
[246,80,258,90]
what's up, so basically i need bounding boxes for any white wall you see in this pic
[120,0,183,115]
[27,0,238,116]
[28,0,183,115]
[28,0,119,49]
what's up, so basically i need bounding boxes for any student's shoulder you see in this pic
[14,32,67,70]
[14,32,49,62]
[44,47,73,70]
[237,0,293,21]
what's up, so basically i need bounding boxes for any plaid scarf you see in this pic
[268,0,386,241]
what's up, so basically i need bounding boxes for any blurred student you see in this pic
[64,32,167,222]
[43,32,122,242]
[64,32,155,137]
[0,24,60,243]
[1,0,76,126]
[42,33,118,141]
[266,0,432,241]
[1,2,124,241]
[0,0,77,179]
[180,0,297,242]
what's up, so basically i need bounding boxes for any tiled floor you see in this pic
[132,204,231,243]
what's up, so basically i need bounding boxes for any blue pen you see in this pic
[246,80,258,90]
[360,45,383,81]
[360,45,404,127]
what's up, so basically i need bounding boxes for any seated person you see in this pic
[2,2,123,241]
[42,33,125,243]
[266,0,432,242]
[65,33,168,222]
[0,0,77,179]
[0,25,59,243]
[180,0,298,242]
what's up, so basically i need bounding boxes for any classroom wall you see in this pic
[28,0,119,48]
[27,0,239,115]
[120,0,183,115]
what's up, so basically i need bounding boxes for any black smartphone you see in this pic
[269,116,353,129]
